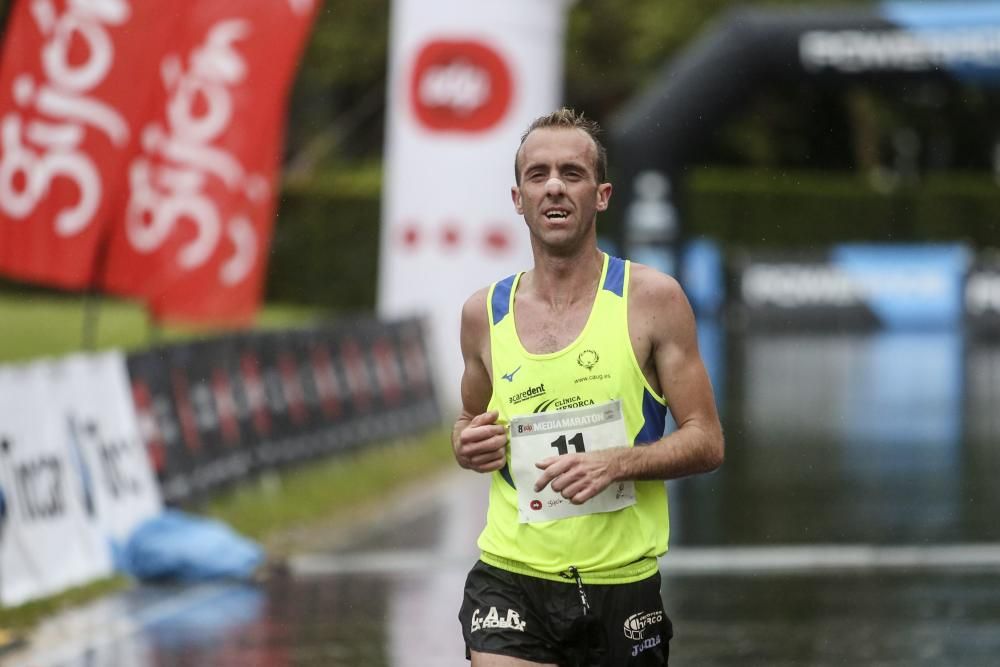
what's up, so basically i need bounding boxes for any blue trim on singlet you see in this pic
[492,273,516,487]
[635,388,667,445]
[491,274,516,325]
[603,256,626,296]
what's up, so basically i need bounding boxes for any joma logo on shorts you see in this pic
[470,607,527,633]
[623,610,663,640]
[631,634,662,657]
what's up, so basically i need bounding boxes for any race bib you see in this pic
[509,400,636,523]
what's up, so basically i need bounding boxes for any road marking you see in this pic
[662,544,1000,575]
[288,543,1000,577]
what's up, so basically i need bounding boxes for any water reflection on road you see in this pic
[672,330,999,547]
[6,331,1000,666]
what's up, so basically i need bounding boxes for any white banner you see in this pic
[378,0,572,410]
[52,352,163,551]
[0,361,111,606]
[0,352,161,606]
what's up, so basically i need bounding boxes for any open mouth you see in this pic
[544,209,569,221]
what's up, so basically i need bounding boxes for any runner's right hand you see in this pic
[456,410,507,473]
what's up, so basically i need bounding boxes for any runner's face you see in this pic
[512,128,611,254]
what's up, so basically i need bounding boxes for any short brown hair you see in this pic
[514,108,608,185]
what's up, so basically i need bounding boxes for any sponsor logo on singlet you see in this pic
[577,349,600,370]
[509,383,545,405]
[532,395,595,413]
[501,366,522,382]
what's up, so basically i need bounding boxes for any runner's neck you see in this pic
[523,247,604,309]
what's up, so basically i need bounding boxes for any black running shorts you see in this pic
[458,560,672,666]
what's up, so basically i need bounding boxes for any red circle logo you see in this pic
[530,500,543,511]
[410,39,513,132]
[482,224,513,255]
[440,221,462,250]
[398,221,421,250]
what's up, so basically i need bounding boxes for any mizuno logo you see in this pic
[502,366,521,382]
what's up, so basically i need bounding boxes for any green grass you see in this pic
[0,292,324,363]
[202,427,454,551]
[0,577,131,634]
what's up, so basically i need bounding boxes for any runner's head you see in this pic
[514,108,607,186]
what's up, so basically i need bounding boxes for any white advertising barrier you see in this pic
[378,0,572,410]
[0,361,111,606]
[0,352,162,606]
[52,352,163,552]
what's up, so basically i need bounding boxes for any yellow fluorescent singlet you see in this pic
[478,253,670,584]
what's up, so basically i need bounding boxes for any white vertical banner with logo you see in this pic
[52,352,163,552]
[0,362,113,607]
[378,0,572,410]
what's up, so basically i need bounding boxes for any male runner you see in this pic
[454,108,724,666]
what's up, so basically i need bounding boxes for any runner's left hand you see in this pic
[534,450,619,504]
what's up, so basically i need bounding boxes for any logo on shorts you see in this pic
[623,610,663,640]
[631,634,662,657]
[470,607,527,633]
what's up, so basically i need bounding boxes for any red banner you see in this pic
[0,0,179,289]
[100,0,318,325]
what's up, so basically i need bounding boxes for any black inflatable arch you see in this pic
[611,2,1000,270]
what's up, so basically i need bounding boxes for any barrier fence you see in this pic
[0,317,438,607]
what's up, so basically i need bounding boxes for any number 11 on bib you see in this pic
[509,400,636,523]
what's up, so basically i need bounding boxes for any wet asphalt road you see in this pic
[5,331,1000,666]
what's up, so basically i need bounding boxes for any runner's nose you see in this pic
[545,177,565,195]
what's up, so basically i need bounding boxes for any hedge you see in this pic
[267,189,380,312]
[685,169,1000,248]
[264,168,1000,308]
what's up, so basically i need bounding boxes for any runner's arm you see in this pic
[536,271,723,502]
[622,271,725,479]
[452,289,507,473]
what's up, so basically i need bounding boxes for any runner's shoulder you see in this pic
[627,262,688,312]
[460,286,490,334]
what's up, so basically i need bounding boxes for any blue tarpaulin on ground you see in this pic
[118,510,264,582]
